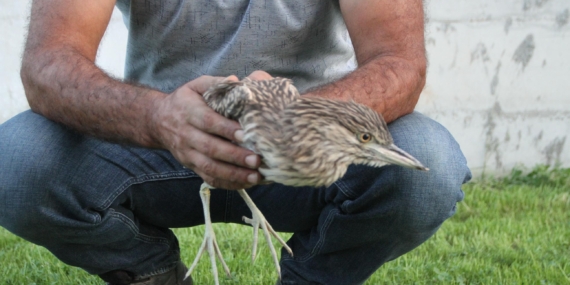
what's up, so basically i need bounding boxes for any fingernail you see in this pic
[224,75,238,82]
[247,173,259,184]
[234,130,244,143]
[245,155,258,168]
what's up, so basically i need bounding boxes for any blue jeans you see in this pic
[0,110,470,285]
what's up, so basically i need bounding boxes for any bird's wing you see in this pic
[202,77,300,120]
[202,81,252,120]
[241,77,300,112]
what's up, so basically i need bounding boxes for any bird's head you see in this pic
[283,97,428,176]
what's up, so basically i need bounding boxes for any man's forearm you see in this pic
[307,55,426,123]
[21,46,166,147]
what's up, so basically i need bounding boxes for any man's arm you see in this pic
[308,0,426,123]
[21,0,159,145]
[21,0,260,189]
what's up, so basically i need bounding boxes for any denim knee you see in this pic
[386,112,470,240]
[0,111,100,243]
[1,111,183,275]
[336,113,469,240]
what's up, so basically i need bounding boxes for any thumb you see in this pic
[184,75,239,95]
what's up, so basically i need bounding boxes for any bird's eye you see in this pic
[358,133,372,143]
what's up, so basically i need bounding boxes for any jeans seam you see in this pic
[95,171,200,212]
[134,233,172,245]
[135,262,179,280]
[108,210,172,246]
[285,207,339,263]
[334,179,358,200]
[110,209,179,279]
[108,209,139,235]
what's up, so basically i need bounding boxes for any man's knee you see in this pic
[340,112,470,235]
[386,112,471,236]
[1,110,73,171]
[0,111,84,241]
[0,110,75,187]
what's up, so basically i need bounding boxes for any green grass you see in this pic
[1,166,569,284]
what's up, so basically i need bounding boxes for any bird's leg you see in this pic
[185,183,231,285]
[237,189,293,278]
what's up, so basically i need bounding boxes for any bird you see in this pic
[185,77,428,284]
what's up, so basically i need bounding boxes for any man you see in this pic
[0,0,471,284]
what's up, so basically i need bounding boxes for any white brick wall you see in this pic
[1,0,569,176]
[418,0,570,175]
[0,1,31,123]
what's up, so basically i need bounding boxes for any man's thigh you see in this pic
[0,111,319,236]
[0,111,200,239]
[0,110,468,237]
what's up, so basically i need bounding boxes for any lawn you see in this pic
[1,166,569,284]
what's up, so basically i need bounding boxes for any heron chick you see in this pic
[185,77,428,284]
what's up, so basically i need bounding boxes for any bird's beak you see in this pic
[373,144,429,171]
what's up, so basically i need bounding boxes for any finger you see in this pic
[185,126,261,169]
[185,151,261,189]
[184,75,240,95]
[224,75,239,82]
[186,101,244,142]
[198,173,253,190]
[247,70,273,81]
[183,75,226,95]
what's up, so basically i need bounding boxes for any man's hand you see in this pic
[21,0,263,190]
[151,75,262,190]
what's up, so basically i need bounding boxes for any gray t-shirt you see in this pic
[115,0,357,94]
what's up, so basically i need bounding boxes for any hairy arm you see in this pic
[21,0,164,146]
[21,0,260,189]
[308,0,426,123]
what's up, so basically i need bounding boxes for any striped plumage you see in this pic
[204,77,426,187]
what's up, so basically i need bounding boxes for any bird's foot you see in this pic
[185,183,231,285]
[237,189,293,278]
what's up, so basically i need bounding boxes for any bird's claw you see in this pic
[239,190,293,278]
[187,184,231,285]
[185,226,231,283]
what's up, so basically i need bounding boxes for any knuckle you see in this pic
[199,160,216,176]
[199,111,239,140]
[199,140,215,158]
[226,170,240,183]
[233,169,252,185]
[200,112,216,130]
[179,150,198,168]
[224,146,241,165]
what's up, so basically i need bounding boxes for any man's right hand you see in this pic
[21,0,262,190]
[151,75,262,190]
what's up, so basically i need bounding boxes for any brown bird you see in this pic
[185,78,427,284]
